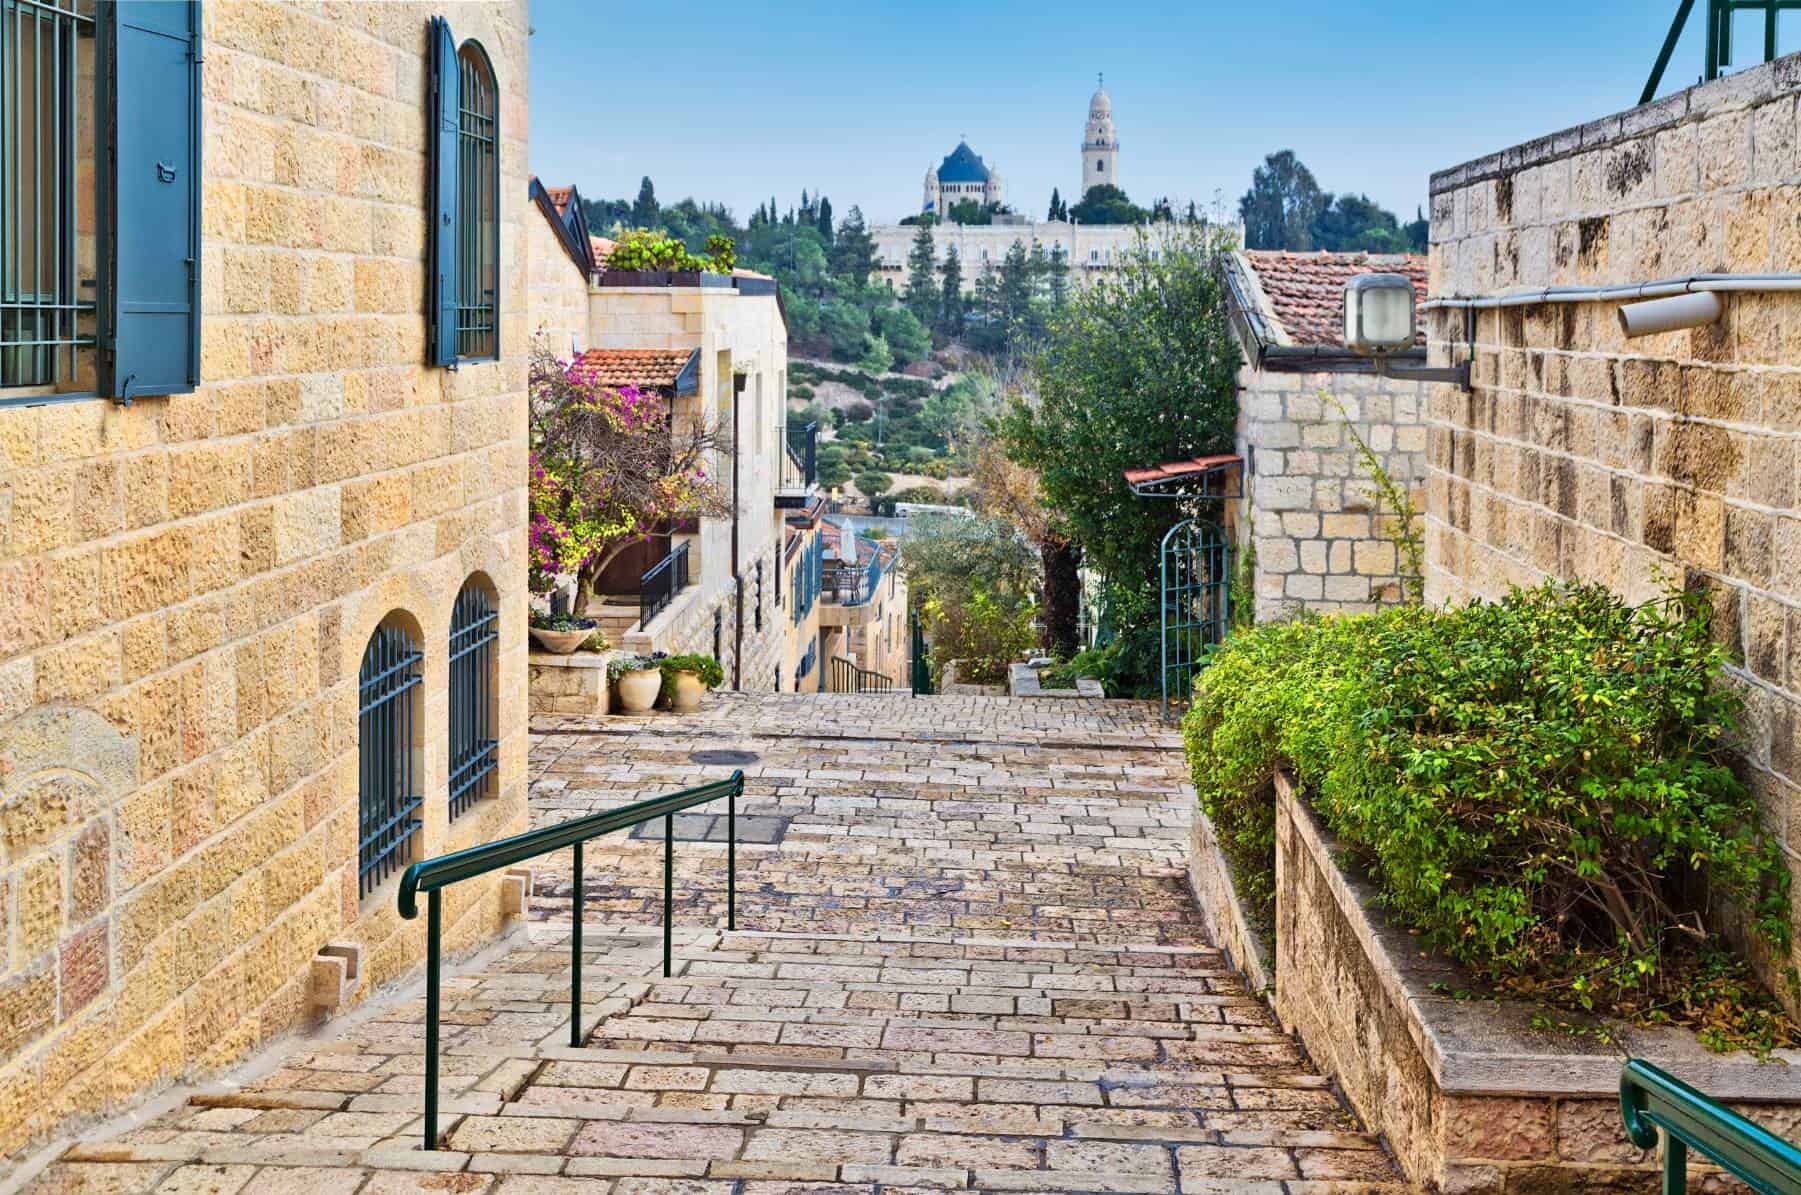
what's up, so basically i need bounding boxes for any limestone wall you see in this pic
[0,0,532,1155]
[1425,55,1801,993]
[1237,366,1430,622]
[526,197,591,357]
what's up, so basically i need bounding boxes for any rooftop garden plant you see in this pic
[606,652,664,682]
[604,228,736,275]
[1183,581,1796,1052]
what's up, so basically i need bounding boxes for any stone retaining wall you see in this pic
[1184,801,1272,996]
[1271,773,1801,1192]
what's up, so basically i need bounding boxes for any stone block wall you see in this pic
[526,196,591,357]
[1425,55,1801,995]
[0,0,532,1155]
[1237,366,1430,622]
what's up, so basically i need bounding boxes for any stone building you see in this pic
[923,141,1005,217]
[1081,79,1120,193]
[819,523,910,688]
[1425,55,1801,1006]
[0,0,533,1155]
[518,190,820,707]
[1222,251,1432,621]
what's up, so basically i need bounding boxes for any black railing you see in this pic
[911,608,933,696]
[640,541,690,630]
[829,656,894,693]
[782,420,817,491]
[398,771,744,1150]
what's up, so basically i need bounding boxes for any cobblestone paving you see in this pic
[26,694,1407,1193]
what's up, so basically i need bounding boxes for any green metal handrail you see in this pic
[1643,1,1801,105]
[1620,1059,1801,1193]
[397,771,744,1149]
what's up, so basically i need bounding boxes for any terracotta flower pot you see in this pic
[530,625,594,655]
[669,670,706,712]
[615,667,662,713]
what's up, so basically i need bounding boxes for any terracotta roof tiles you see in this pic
[571,348,694,390]
[1240,251,1428,347]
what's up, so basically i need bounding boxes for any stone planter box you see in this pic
[1185,797,1272,996]
[528,650,614,716]
[1008,661,1105,699]
[1267,771,1801,1193]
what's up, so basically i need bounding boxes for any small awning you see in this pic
[1123,453,1243,499]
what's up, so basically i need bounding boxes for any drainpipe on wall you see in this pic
[731,369,744,691]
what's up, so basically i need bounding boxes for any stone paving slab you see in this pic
[24,694,1409,1193]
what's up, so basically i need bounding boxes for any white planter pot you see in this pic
[615,667,662,713]
[670,671,706,712]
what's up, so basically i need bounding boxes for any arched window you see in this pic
[359,619,423,897]
[456,42,499,361]
[448,579,499,821]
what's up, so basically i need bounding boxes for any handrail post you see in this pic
[663,813,674,978]
[1663,1136,1686,1195]
[423,889,441,1151]
[727,782,736,932]
[570,841,583,1048]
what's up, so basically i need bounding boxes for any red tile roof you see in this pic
[545,186,574,218]
[572,348,694,390]
[1240,251,1428,347]
[1122,454,1243,487]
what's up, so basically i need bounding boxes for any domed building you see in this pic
[922,140,1005,216]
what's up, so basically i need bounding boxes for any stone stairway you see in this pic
[24,694,1410,1193]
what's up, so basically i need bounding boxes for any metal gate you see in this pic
[1160,519,1230,722]
[910,608,933,696]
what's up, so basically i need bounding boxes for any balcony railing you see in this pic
[824,548,891,608]
[640,541,690,630]
[779,421,817,502]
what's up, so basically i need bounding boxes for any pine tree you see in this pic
[632,176,659,228]
[937,246,964,338]
[832,205,877,289]
[1048,188,1063,222]
[816,196,834,247]
[903,222,937,322]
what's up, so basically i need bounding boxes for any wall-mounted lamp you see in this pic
[1617,291,1723,339]
[1343,274,1470,390]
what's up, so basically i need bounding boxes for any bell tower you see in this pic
[1081,74,1118,195]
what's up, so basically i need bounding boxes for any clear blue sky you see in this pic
[527,2,1791,228]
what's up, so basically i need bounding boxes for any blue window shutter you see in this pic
[100,1,202,401]
[428,16,460,367]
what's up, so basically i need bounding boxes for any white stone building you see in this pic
[1082,78,1120,192]
[923,141,1005,217]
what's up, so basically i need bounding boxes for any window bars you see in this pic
[455,43,497,360]
[447,582,498,822]
[1,0,96,391]
[359,623,424,898]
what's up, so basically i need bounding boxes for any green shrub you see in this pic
[853,470,892,497]
[659,652,724,702]
[1184,582,1792,1037]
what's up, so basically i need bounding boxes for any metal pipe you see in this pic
[727,784,736,932]
[423,889,441,1151]
[570,840,583,1047]
[1422,272,1801,312]
[663,814,673,978]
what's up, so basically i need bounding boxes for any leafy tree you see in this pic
[857,332,893,376]
[1000,229,1241,689]
[1068,183,1145,225]
[946,198,993,225]
[874,305,931,366]
[1309,192,1414,253]
[937,247,965,337]
[853,470,893,497]
[820,299,871,360]
[905,512,1041,684]
[903,223,938,324]
[632,176,660,228]
[832,205,877,288]
[1238,150,1325,250]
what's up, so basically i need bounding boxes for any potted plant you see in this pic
[608,652,665,713]
[659,653,724,712]
[530,611,603,655]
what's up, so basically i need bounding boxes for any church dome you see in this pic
[937,141,992,185]
[1089,86,1111,117]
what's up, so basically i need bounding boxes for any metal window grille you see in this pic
[447,582,498,822]
[359,622,424,898]
[2,0,96,390]
[712,606,722,662]
[455,44,497,361]
[754,561,763,632]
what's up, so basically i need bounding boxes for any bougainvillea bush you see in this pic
[528,347,728,610]
[1184,582,1793,1044]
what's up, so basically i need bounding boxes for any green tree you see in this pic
[820,299,870,360]
[816,195,834,247]
[937,246,965,337]
[857,332,894,375]
[632,176,659,228]
[832,205,877,288]
[1068,184,1145,225]
[854,469,893,497]
[1309,192,1413,253]
[875,305,931,366]
[1047,188,1065,221]
[1238,150,1325,250]
[903,223,938,323]
[946,198,993,225]
[1000,229,1241,688]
